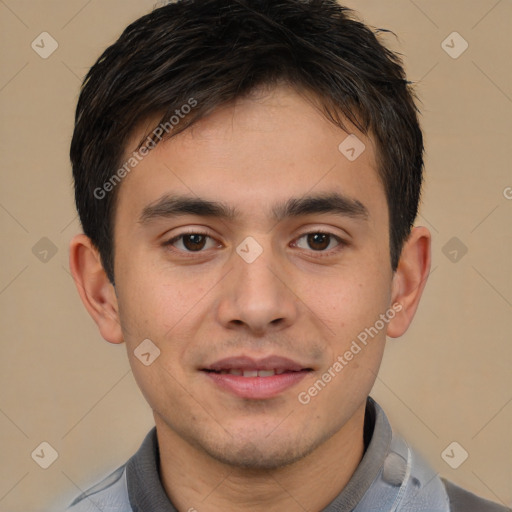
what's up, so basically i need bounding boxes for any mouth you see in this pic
[203,368,298,377]
[201,355,313,399]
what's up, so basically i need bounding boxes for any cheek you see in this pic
[116,247,199,327]
[296,260,391,338]
[116,259,218,375]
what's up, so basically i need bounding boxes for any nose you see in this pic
[215,246,300,335]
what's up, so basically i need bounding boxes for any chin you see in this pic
[206,442,309,470]
[199,427,325,470]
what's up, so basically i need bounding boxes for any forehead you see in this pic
[115,85,386,226]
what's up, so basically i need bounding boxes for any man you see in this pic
[65,0,509,510]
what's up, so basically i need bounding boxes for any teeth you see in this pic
[214,369,294,377]
[257,370,276,377]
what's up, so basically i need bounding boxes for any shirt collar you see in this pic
[126,396,391,512]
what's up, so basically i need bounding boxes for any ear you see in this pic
[69,234,124,344]
[387,226,431,338]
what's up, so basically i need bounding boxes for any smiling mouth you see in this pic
[200,355,313,399]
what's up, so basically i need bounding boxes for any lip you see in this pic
[201,355,312,399]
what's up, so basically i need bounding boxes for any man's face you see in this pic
[112,85,394,468]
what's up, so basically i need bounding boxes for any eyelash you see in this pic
[163,229,346,258]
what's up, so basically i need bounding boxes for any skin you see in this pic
[70,85,431,512]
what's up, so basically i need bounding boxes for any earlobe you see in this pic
[69,234,124,345]
[387,226,431,338]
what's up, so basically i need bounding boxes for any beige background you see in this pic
[0,0,511,510]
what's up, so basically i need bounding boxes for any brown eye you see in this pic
[182,234,207,251]
[307,233,330,251]
[165,232,217,253]
[294,232,342,252]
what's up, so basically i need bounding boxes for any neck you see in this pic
[156,403,367,512]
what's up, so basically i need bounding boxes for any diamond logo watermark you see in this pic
[236,236,263,264]
[134,338,161,366]
[441,32,468,59]
[31,442,59,469]
[32,237,58,263]
[31,32,59,59]
[442,237,468,263]
[441,441,468,469]
[338,134,366,162]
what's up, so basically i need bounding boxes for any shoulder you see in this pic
[442,478,511,512]
[62,428,158,512]
[63,464,132,512]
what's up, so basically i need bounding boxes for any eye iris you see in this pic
[183,234,207,251]
[308,233,330,251]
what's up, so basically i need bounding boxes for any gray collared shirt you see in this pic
[65,397,510,512]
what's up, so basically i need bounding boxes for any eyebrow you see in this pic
[138,192,369,225]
